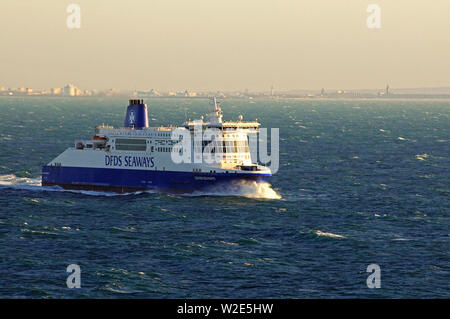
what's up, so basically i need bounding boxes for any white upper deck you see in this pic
[51,97,271,174]
[94,97,260,138]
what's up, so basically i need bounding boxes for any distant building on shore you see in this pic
[184,90,197,97]
[63,84,77,96]
[136,89,162,97]
[51,88,62,95]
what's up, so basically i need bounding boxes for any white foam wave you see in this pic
[315,230,346,239]
[0,174,42,188]
[415,153,429,161]
[187,180,282,200]
[0,174,145,197]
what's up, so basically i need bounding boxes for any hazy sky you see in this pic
[1,0,449,91]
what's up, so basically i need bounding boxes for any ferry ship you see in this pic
[41,98,272,193]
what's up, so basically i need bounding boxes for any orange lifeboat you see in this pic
[92,135,107,141]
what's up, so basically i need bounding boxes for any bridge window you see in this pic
[115,138,147,151]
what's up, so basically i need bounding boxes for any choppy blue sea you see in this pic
[0,97,448,298]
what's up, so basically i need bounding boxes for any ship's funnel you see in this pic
[124,99,149,129]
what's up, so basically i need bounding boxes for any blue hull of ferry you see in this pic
[41,166,270,193]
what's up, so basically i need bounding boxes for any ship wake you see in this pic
[0,174,146,197]
[0,174,42,190]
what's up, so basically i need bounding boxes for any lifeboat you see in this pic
[76,142,84,150]
[92,135,107,141]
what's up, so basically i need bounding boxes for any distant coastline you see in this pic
[2,84,450,100]
[2,94,450,101]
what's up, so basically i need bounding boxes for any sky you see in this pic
[0,0,449,91]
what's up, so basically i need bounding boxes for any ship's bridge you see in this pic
[183,120,260,133]
[183,97,260,133]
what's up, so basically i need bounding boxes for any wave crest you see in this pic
[315,230,346,239]
[0,174,41,188]
[188,180,282,199]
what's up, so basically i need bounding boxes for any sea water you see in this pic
[0,97,448,298]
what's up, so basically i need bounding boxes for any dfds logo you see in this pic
[105,155,122,166]
[105,155,155,168]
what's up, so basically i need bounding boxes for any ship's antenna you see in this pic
[211,96,221,111]
[211,96,216,110]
